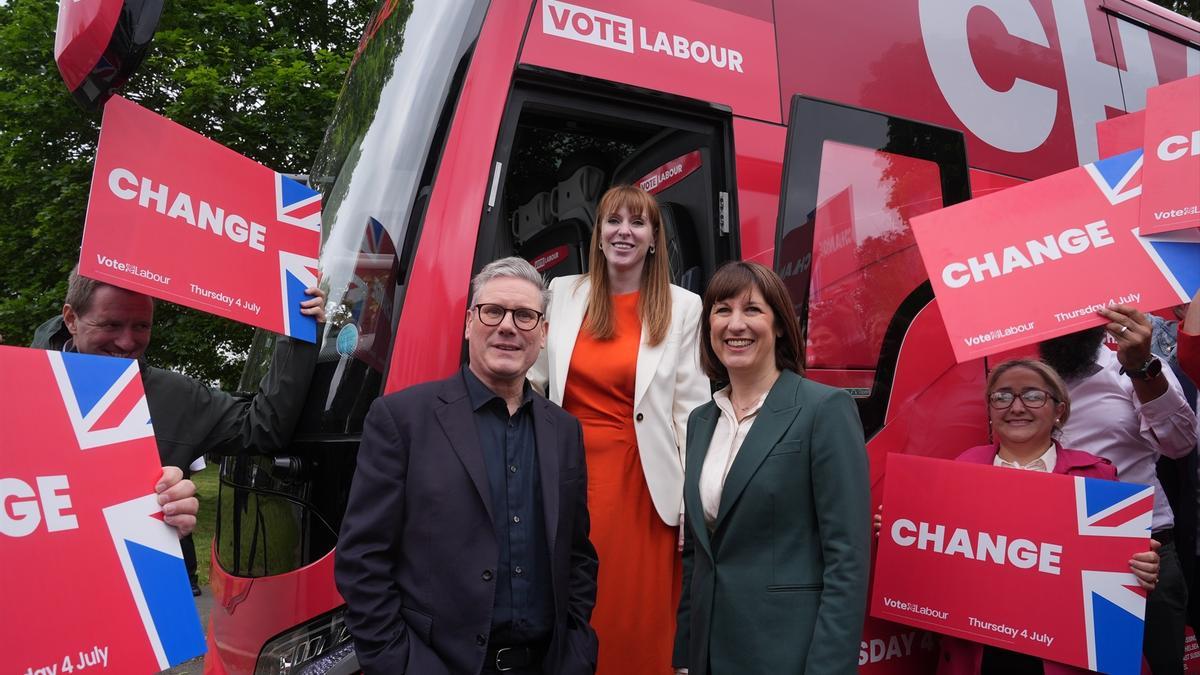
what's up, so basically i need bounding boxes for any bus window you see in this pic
[775,95,970,434]
[476,81,735,294]
[806,142,944,371]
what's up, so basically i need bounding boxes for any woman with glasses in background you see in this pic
[927,359,1162,674]
[530,185,709,674]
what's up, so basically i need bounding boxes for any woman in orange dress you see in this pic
[532,185,709,673]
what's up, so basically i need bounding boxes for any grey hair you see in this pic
[469,257,550,311]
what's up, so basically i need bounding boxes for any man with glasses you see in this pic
[1040,304,1197,674]
[336,257,599,675]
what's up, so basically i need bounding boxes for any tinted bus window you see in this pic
[806,141,943,370]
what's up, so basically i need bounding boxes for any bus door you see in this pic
[773,95,986,674]
[475,74,736,294]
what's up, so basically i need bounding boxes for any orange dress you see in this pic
[562,291,682,674]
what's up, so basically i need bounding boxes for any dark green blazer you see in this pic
[673,369,870,674]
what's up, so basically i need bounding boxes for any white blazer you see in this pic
[530,275,711,525]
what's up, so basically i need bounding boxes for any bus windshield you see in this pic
[242,0,487,433]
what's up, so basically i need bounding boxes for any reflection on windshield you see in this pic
[293,0,487,433]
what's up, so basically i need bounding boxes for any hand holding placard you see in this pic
[81,96,323,342]
[871,454,1153,674]
[911,148,1200,363]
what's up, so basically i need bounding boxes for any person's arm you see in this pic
[334,397,447,674]
[561,418,599,674]
[203,286,326,456]
[804,388,872,675]
[672,407,704,673]
[1179,289,1200,382]
[672,294,711,466]
[672,507,695,674]
[156,466,198,537]
[1100,305,1167,402]
[1100,305,1197,458]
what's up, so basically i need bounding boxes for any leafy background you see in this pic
[0,0,1195,388]
[0,0,376,388]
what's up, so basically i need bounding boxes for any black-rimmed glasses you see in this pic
[987,389,1057,410]
[473,303,544,331]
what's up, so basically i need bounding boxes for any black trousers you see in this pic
[1145,540,1188,674]
[181,533,198,583]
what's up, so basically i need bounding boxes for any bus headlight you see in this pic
[255,606,356,675]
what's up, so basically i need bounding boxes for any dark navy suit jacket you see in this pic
[335,371,599,674]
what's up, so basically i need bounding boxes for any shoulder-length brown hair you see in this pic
[699,261,805,382]
[580,185,672,345]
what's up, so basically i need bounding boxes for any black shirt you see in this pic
[462,367,554,643]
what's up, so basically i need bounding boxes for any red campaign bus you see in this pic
[60,0,1200,673]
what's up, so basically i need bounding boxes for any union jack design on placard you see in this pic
[1084,148,1143,206]
[1074,476,1153,674]
[103,494,207,669]
[279,250,320,342]
[1,345,205,672]
[47,350,153,450]
[1133,228,1200,304]
[275,173,322,231]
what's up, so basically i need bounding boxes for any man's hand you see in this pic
[301,286,328,325]
[1129,539,1162,592]
[156,466,199,537]
[1098,304,1153,370]
[1099,304,1169,402]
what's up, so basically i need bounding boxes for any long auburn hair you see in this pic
[579,185,672,345]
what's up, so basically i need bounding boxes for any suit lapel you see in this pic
[434,378,494,524]
[551,278,588,402]
[713,371,803,531]
[685,404,719,558]
[533,396,561,554]
[634,327,665,410]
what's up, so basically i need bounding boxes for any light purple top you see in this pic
[1059,346,1198,530]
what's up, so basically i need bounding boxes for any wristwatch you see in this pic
[1121,356,1163,381]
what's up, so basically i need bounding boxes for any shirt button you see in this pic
[636,413,644,422]
[514,566,523,575]
[482,569,494,581]
[512,515,521,524]
[476,634,487,646]
[509,465,518,473]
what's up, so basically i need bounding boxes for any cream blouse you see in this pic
[698,385,769,529]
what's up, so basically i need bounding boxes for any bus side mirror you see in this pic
[54,0,164,111]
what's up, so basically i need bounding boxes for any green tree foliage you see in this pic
[0,0,375,387]
[1153,0,1198,20]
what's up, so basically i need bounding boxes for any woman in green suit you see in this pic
[672,262,871,674]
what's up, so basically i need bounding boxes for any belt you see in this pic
[485,642,547,672]
[1152,529,1173,545]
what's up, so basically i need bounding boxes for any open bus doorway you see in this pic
[478,78,737,294]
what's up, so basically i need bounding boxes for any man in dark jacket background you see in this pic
[32,266,326,591]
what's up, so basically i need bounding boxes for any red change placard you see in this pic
[911,151,1200,363]
[81,96,321,342]
[0,346,204,674]
[872,454,1152,674]
[1096,110,1145,159]
[1140,75,1200,236]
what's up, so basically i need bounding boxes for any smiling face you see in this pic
[465,276,547,391]
[599,206,655,277]
[63,285,155,360]
[709,285,781,381]
[988,366,1066,453]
